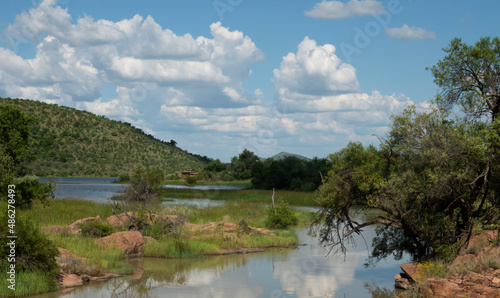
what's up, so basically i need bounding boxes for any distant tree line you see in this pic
[201,149,330,191]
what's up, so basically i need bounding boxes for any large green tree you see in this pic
[0,104,54,208]
[313,37,500,261]
[429,37,500,121]
[0,105,36,177]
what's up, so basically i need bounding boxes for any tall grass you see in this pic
[160,188,317,206]
[47,234,134,274]
[25,198,114,226]
[0,269,58,297]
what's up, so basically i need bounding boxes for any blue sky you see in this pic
[0,0,499,161]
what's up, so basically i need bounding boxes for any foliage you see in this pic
[266,201,299,229]
[185,176,198,185]
[0,213,59,287]
[111,166,164,231]
[204,159,227,174]
[314,105,500,261]
[0,105,36,176]
[252,156,330,191]
[313,37,500,262]
[142,218,185,239]
[0,97,209,177]
[80,221,114,238]
[229,149,260,180]
[0,175,54,209]
[428,37,500,121]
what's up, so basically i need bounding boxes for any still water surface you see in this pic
[33,178,404,297]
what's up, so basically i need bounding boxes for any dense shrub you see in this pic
[80,221,114,238]
[143,219,184,239]
[0,175,54,209]
[0,213,59,286]
[266,201,299,229]
[185,176,197,185]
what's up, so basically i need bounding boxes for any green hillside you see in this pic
[268,152,311,161]
[0,97,210,177]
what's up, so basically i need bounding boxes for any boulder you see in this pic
[89,273,122,282]
[106,212,136,228]
[96,231,145,256]
[58,247,86,261]
[400,262,419,282]
[394,273,412,290]
[42,216,101,236]
[143,236,157,244]
[186,221,276,238]
[106,212,178,229]
[58,271,83,288]
[419,278,462,298]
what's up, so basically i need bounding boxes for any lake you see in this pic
[40,178,241,203]
[33,178,406,297]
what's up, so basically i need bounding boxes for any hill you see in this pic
[267,152,311,162]
[0,97,210,177]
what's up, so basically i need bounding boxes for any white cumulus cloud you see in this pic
[385,24,436,40]
[305,0,384,19]
[274,37,360,97]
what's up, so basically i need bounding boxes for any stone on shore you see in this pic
[96,231,145,256]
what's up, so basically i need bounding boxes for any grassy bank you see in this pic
[160,188,317,206]
[3,196,312,297]
[163,179,253,188]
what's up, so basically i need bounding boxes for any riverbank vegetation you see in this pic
[160,187,316,206]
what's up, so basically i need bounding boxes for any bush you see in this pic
[266,201,298,229]
[185,176,197,185]
[80,221,114,238]
[143,218,184,239]
[0,213,59,287]
[1,175,54,209]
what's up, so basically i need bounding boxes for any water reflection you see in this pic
[163,185,244,190]
[32,227,401,298]
[161,198,225,208]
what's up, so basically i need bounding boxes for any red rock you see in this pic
[42,216,101,236]
[96,231,145,256]
[143,236,157,244]
[58,271,83,288]
[400,262,419,282]
[394,273,412,290]
[90,273,121,282]
[419,278,462,298]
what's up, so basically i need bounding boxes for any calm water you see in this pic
[39,178,241,203]
[33,178,405,297]
[32,228,401,298]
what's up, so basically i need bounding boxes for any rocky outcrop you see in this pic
[185,221,276,238]
[143,236,157,244]
[394,262,418,290]
[42,216,101,236]
[106,212,179,229]
[419,270,500,297]
[394,273,412,290]
[56,247,122,289]
[58,271,84,288]
[96,231,145,256]
[396,231,500,297]
[58,247,86,261]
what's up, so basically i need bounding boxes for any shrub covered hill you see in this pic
[1,97,210,177]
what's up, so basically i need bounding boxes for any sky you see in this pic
[0,0,499,162]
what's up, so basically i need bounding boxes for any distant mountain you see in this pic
[267,152,311,162]
[0,97,210,177]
